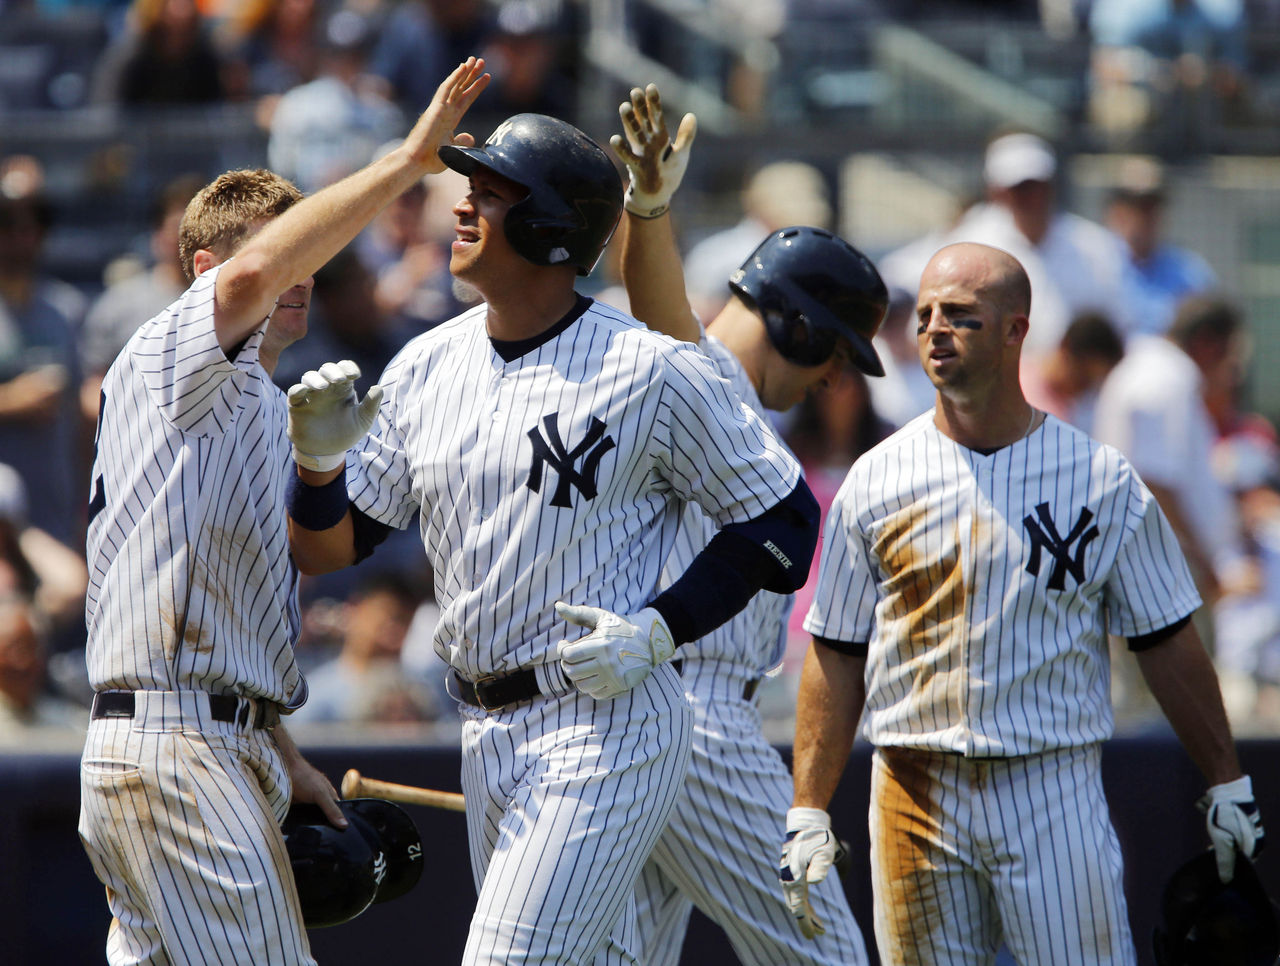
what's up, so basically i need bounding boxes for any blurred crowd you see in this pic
[2,0,1280,746]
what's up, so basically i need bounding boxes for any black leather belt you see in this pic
[91,691,277,729]
[453,669,543,712]
[670,660,761,701]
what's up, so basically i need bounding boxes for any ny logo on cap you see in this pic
[526,413,616,508]
[1023,503,1099,590]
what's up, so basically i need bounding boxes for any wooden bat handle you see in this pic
[341,769,466,812]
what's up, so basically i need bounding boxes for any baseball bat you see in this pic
[341,769,466,812]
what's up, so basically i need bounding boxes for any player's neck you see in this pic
[934,392,1039,451]
[484,285,579,342]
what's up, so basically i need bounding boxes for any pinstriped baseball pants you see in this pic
[459,663,693,965]
[78,692,313,966]
[870,743,1135,966]
[635,657,871,966]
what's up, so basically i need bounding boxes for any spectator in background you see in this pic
[218,0,324,106]
[1106,155,1217,337]
[272,245,404,390]
[355,143,469,333]
[79,173,204,422]
[865,285,935,429]
[289,570,439,726]
[1022,309,1126,432]
[0,462,88,648]
[1094,294,1259,604]
[267,7,405,193]
[369,0,494,113]
[0,593,86,740]
[90,0,231,106]
[682,160,832,323]
[477,0,577,119]
[1210,428,1280,730]
[0,158,85,547]
[1088,0,1249,143]
[784,368,893,658]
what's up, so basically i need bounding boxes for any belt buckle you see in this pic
[472,674,504,712]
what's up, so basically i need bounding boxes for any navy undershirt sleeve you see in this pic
[648,479,820,645]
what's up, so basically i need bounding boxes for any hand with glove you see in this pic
[555,602,676,700]
[609,83,697,220]
[1200,774,1265,882]
[287,360,384,472]
[778,807,845,940]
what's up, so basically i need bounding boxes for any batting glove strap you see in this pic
[286,361,383,473]
[555,603,675,700]
[1200,774,1265,883]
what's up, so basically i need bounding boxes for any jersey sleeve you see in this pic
[654,342,800,526]
[347,353,419,530]
[1103,466,1203,636]
[803,471,879,643]
[132,264,265,437]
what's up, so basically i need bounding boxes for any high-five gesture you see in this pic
[610,84,697,219]
[404,57,491,173]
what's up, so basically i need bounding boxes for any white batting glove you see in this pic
[286,360,384,472]
[608,84,697,219]
[554,602,676,700]
[1200,774,1265,883]
[779,807,842,940]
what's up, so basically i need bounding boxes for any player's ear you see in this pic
[1005,311,1029,348]
[192,248,220,277]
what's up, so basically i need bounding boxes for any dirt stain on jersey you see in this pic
[874,509,969,712]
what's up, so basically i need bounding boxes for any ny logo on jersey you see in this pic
[1023,503,1099,590]
[527,413,616,508]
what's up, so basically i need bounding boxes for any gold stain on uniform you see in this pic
[874,748,948,966]
[874,508,969,713]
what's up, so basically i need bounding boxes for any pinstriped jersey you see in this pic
[348,298,801,680]
[85,264,306,705]
[804,411,1200,756]
[657,333,792,673]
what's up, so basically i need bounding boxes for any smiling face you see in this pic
[915,244,1029,401]
[450,165,530,284]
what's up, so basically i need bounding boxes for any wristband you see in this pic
[286,471,350,531]
[625,201,670,219]
[292,445,346,473]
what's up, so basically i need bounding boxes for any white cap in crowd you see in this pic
[984,132,1057,189]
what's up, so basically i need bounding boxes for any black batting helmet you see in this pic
[283,798,424,928]
[1153,851,1279,966]
[343,798,424,904]
[439,113,623,277]
[728,226,887,375]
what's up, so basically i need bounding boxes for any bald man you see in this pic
[778,243,1263,965]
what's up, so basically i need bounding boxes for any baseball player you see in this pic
[78,59,490,965]
[780,242,1266,965]
[609,84,876,964]
[283,110,821,965]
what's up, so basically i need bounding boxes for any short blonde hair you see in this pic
[177,169,302,281]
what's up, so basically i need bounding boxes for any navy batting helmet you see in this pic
[283,798,425,928]
[343,798,424,904]
[439,113,623,277]
[728,226,887,375]
[283,802,380,928]
[1153,851,1279,966]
